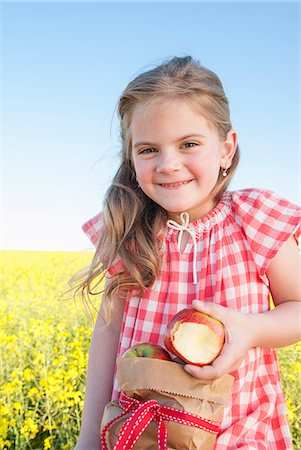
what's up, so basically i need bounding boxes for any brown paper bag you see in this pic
[101,358,234,450]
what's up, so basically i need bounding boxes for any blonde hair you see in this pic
[73,56,240,319]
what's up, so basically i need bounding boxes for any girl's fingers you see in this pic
[192,300,232,324]
[188,300,251,379]
[184,340,245,380]
[184,354,243,380]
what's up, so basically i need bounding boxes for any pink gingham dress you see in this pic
[83,188,301,449]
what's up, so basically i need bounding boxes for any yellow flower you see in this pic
[0,405,9,416]
[287,373,297,382]
[43,436,53,449]
[27,387,40,399]
[286,398,295,422]
[23,368,34,382]
[0,438,11,448]
[13,402,22,412]
[20,417,39,439]
[292,361,301,372]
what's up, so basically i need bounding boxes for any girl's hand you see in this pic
[184,300,256,380]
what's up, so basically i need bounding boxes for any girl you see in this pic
[74,56,301,449]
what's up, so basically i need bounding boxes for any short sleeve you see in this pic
[232,188,301,277]
[82,212,125,277]
[82,212,104,247]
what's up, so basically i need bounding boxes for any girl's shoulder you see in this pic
[228,188,300,276]
[231,187,299,209]
[230,188,301,225]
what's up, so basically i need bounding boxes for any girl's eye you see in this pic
[139,147,156,155]
[182,142,199,149]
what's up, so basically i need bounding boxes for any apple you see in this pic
[164,308,225,366]
[122,342,172,361]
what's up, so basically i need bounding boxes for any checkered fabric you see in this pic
[83,188,301,449]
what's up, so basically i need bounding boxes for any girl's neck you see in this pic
[167,198,217,224]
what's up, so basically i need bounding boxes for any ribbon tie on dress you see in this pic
[166,212,198,284]
[100,392,220,450]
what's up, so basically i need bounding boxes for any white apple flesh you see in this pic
[164,308,225,366]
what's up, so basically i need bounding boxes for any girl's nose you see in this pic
[156,151,182,173]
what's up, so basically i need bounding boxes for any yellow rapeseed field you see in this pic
[1,251,300,449]
[1,251,94,450]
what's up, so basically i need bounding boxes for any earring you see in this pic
[222,162,230,177]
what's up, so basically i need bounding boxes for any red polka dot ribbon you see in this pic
[101,392,220,450]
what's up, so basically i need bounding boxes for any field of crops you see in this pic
[1,251,300,449]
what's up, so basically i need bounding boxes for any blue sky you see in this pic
[1,1,300,251]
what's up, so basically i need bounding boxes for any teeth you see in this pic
[160,180,190,187]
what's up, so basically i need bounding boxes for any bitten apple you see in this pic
[164,308,225,366]
[122,343,172,361]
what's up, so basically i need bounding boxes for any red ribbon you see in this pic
[101,392,220,450]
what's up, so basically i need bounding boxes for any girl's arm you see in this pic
[251,235,301,348]
[75,291,125,450]
[185,236,301,380]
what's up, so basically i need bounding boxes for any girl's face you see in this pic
[130,98,236,222]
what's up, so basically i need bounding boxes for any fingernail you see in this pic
[184,365,193,375]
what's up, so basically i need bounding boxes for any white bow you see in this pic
[166,212,198,284]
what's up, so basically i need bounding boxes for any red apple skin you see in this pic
[164,308,225,366]
[122,342,172,361]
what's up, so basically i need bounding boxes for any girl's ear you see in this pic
[221,129,237,167]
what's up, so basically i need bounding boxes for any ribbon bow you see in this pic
[101,392,220,450]
[167,211,198,284]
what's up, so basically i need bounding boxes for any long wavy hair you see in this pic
[71,56,240,320]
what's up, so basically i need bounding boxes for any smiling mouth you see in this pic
[159,180,193,188]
